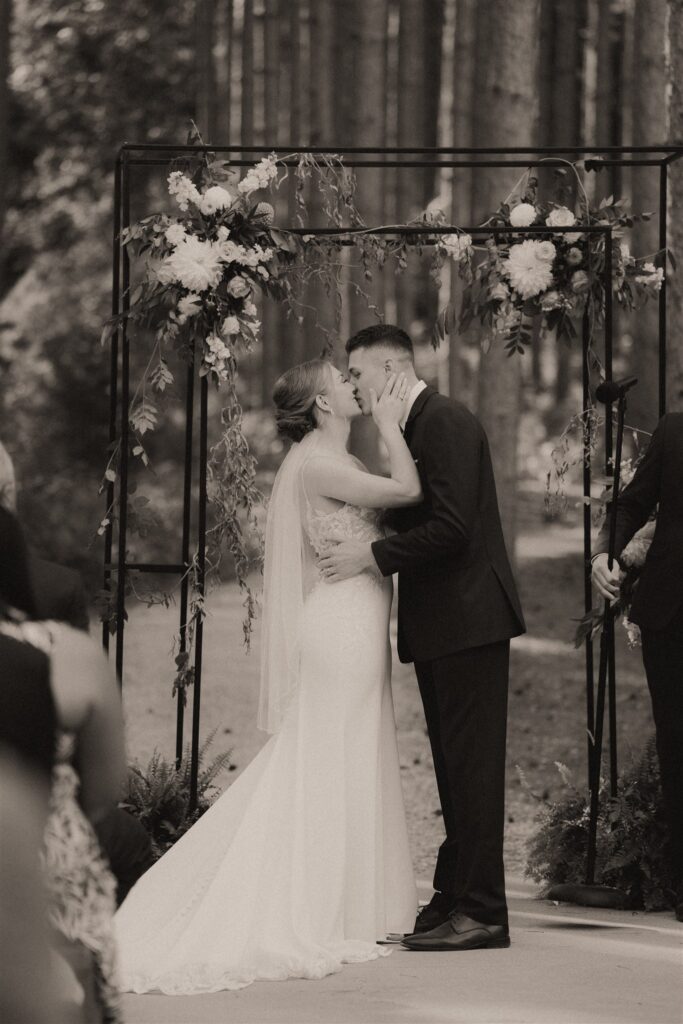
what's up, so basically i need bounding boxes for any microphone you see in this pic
[595,376,638,404]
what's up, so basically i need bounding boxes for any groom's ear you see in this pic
[383,358,394,375]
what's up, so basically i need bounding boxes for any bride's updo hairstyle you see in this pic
[273,359,331,443]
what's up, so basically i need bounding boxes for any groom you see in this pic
[319,324,525,950]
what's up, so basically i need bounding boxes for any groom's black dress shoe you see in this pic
[409,892,457,935]
[401,913,510,951]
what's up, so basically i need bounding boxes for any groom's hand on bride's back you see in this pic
[318,533,376,583]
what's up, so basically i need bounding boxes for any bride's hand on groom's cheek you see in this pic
[318,536,376,583]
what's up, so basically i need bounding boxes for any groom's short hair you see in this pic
[345,324,414,358]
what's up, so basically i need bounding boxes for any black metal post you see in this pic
[115,153,131,683]
[603,237,619,798]
[103,155,122,652]
[189,375,209,811]
[659,162,668,418]
[585,389,627,885]
[581,308,595,786]
[176,348,196,767]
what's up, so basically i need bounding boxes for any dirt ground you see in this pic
[119,481,653,884]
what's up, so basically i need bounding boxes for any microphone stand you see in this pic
[546,384,632,910]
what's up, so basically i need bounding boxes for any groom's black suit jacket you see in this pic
[594,412,683,630]
[372,387,525,663]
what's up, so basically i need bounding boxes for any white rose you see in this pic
[546,208,582,243]
[490,282,509,302]
[566,247,583,266]
[509,203,537,228]
[164,223,187,247]
[217,225,230,241]
[546,206,576,228]
[540,290,564,311]
[227,275,251,298]
[199,185,233,216]
[570,270,590,293]
[221,315,240,336]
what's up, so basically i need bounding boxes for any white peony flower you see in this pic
[199,185,233,216]
[440,233,473,262]
[177,293,202,323]
[164,223,187,247]
[221,315,240,336]
[509,203,537,228]
[227,275,251,298]
[167,171,201,212]
[162,235,226,292]
[503,239,556,299]
[570,270,590,293]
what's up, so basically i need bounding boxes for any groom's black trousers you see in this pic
[641,602,683,889]
[415,640,509,929]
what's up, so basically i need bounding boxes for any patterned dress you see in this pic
[0,620,122,1023]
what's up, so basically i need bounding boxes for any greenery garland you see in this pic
[99,134,667,702]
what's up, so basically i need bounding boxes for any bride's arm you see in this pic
[305,375,422,509]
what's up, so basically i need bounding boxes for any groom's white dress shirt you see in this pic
[400,379,428,432]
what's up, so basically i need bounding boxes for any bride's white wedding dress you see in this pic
[115,437,417,995]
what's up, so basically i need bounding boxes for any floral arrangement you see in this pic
[99,134,372,698]
[101,142,667,702]
[434,166,666,354]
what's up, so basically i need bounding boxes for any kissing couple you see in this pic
[115,323,526,994]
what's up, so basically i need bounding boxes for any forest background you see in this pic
[0,0,682,585]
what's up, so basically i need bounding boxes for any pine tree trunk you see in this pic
[216,0,233,144]
[305,0,337,360]
[0,0,11,298]
[261,0,281,403]
[396,0,427,331]
[349,0,389,470]
[241,0,255,148]
[550,0,583,406]
[667,0,683,410]
[594,0,613,200]
[474,0,540,561]
[629,0,668,432]
[449,0,476,400]
[196,0,217,140]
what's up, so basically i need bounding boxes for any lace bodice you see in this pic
[304,502,383,557]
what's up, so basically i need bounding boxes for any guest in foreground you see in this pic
[0,507,127,1022]
[592,412,683,922]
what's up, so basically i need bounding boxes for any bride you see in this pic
[115,359,422,994]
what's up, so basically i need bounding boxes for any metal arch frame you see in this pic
[104,143,682,809]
